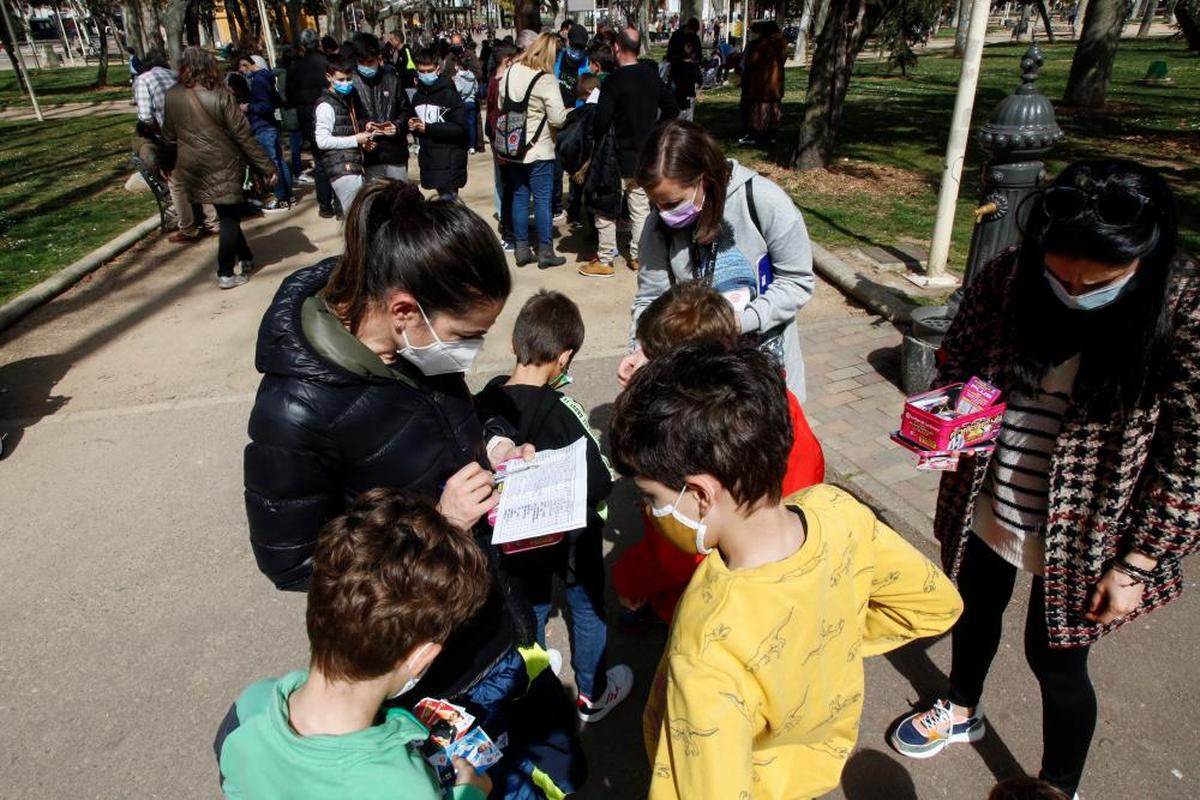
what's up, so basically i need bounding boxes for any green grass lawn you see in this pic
[0,64,136,107]
[0,112,157,302]
[695,37,1200,271]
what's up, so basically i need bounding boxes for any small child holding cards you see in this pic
[213,489,493,800]
[475,290,634,723]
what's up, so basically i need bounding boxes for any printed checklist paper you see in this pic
[491,438,588,545]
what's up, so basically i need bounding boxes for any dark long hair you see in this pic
[325,181,511,333]
[1008,159,1189,416]
[636,120,731,245]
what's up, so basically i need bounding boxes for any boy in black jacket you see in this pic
[349,32,413,182]
[475,291,633,724]
[409,46,467,200]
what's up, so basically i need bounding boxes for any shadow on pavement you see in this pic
[842,748,918,799]
[868,345,904,391]
[0,353,71,458]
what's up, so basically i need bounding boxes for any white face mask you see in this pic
[650,485,713,555]
[1044,268,1137,311]
[398,302,485,376]
[388,643,434,699]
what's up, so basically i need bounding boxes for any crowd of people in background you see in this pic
[127,15,797,289]
[120,14,1200,800]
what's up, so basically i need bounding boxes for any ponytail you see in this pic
[324,181,511,333]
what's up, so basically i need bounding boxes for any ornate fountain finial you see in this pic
[976,44,1063,160]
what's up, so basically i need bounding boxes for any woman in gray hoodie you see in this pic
[623,120,815,399]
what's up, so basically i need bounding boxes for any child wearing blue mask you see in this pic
[349,32,413,183]
[314,55,375,215]
[409,47,468,201]
[474,290,634,724]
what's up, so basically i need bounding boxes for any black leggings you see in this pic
[948,534,1096,796]
[214,204,253,277]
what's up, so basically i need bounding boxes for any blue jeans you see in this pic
[255,126,292,202]
[515,531,609,699]
[465,99,478,150]
[503,159,554,246]
[288,130,303,176]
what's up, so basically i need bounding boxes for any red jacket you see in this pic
[611,390,825,622]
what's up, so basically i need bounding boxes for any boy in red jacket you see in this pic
[612,284,825,625]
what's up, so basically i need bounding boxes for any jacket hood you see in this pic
[726,158,758,197]
[255,259,402,387]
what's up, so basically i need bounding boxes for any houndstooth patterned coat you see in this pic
[934,251,1200,648]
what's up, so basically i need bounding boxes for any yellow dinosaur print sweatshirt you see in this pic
[643,485,963,799]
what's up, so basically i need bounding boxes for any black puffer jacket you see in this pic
[244,259,530,696]
[412,76,467,191]
[244,259,490,589]
[352,64,413,167]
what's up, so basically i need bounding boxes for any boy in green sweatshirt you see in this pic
[213,489,493,800]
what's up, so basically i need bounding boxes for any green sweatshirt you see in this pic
[215,670,485,800]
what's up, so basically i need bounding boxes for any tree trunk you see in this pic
[185,0,201,45]
[1177,1,1200,49]
[953,0,970,55]
[1062,0,1126,107]
[286,0,303,41]
[162,0,186,65]
[96,13,111,84]
[1137,0,1158,35]
[228,0,250,42]
[793,0,814,64]
[0,13,32,95]
[791,0,881,170]
[321,0,344,39]
[1034,0,1056,41]
[813,0,832,37]
[514,0,539,32]
[123,0,146,53]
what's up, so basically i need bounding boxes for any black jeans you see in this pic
[214,204,253,277]
[948,534,1096,797]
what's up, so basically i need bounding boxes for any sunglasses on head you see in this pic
[1041,185,1151,227]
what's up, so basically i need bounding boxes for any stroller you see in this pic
[702,51,722,89]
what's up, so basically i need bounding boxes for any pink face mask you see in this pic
[659,186,703,229]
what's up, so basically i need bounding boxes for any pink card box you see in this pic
[899,382,1006,452]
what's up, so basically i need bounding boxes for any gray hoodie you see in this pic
[631,159,815,400]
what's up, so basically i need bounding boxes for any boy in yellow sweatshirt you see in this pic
[609,341,963,800]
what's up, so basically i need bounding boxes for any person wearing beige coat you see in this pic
[497,33,569,269]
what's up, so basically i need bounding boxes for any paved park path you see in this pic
[0,153,1196,799]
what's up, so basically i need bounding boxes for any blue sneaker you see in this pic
[891,699,985,759]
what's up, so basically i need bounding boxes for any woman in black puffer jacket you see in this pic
[244,181,532,695]
[243,185,589,796]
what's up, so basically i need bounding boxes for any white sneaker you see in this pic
[553,210,567,223]
[236,259,255,276]
[577,664,633,724]
[468,147,477,155]
[547,648,563,677]
[218,274,248,290]
[295,174,315,185]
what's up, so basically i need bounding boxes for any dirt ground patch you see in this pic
[756,160,933,198]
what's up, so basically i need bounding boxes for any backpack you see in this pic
[494,69,548,161]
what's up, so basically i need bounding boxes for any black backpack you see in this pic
[494,69,548,161]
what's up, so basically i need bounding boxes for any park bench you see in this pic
[130,155,175,233]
